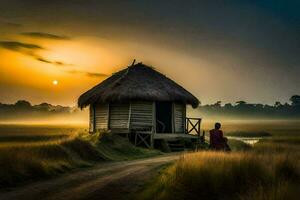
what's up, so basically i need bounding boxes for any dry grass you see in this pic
[0,126,161,188]
[138,137,300,200]
[0,135,103,187]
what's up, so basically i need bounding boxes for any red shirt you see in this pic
[209,129,225,149]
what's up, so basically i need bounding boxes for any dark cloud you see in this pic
[35,57,52,64]
[21,32,71,40]
[0,40,71,66]
[85,72,108,77]
[67,70,107,78]
[34,55,72,66]
[54,61,69,66]
[0,21,22,27]
[0,41,43,51]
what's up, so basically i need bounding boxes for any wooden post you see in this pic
[198,119,200,135]
[201,130,205,143]
[197,121,200,143]
[186,118,189,134]
[134,132,137,146]
[150,133,154,148]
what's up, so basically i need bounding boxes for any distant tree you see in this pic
[274,101,282,108]
[14,100,31,108]
[213,101,222,108]
[254,104,264,109]
[290,95,300,106]
[236,101,246,106]
[39,103,51,107]
[224,103,233,108]
[34,102,52,112]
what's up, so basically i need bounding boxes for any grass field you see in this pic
[0,125,160,188]
[136,121,300,200]
[1,120,300,199]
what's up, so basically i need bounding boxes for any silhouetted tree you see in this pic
[290,95,300,106]
[197,95,300,119]
[236,101,246,106]
[274,101,282,107]
[213,101,222,108]
[14,100,31,108]
[224,103,233,109]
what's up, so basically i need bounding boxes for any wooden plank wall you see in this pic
[174,103,185,133]
[95,104,109,130]
[109,103,130,129]
[130,101,153,130]
[89,105,95,132]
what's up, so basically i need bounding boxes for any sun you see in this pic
[52,80,58,85]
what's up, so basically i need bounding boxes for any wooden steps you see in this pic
[166,140,185,152]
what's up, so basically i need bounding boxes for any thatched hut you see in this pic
[78,62,201,148]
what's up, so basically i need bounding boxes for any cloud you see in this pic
[21,32,71,40]
[35,57,52,64]
[0,41,43,51]
[0,21,22,28]
[34,55,72,66]
[85,72,108,77]
[67,70,108,78]
[0,40,71,66]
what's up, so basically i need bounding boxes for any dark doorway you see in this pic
[156,102,173,133]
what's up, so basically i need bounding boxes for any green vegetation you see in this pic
[137,133,300,200]
[0,126,160,187]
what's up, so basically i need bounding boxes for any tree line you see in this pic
[0,100,79,120]
[1,95,300,120]
[198,95,300,119]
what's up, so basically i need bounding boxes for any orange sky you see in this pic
[0,1,299,106]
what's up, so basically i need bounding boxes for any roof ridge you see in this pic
[78,62,200,108]
[111,66,131,87]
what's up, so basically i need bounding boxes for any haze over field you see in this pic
[1,98,300,130]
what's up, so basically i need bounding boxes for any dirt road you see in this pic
[0,154,180,200]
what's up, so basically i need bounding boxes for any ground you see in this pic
[0,154,179,200]
[0,121,299,200]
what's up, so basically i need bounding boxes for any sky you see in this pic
[0,0,299,106]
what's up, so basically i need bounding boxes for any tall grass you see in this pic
[0,135,102,187]
[0,130,160,188]
[138,139,300,200]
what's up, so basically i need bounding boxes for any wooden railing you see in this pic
[185,117,202,135]
[186,117,206,144]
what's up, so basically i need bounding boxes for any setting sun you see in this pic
[53,80,58,85]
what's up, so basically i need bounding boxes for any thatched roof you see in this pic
[78,63,200,108]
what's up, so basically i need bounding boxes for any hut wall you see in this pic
[130,101,154,131]
[94,104,109,130]
[89,105,95,132]
[109,103,130,129]
[174,103,185,133]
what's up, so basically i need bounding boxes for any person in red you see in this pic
[209,122,230,151]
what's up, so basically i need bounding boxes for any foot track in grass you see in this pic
[0,154,180,200]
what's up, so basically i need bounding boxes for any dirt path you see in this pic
[0,154,180,200]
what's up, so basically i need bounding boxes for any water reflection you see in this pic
[227,136,262,145]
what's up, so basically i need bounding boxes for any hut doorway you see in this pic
[156,102,173,133]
